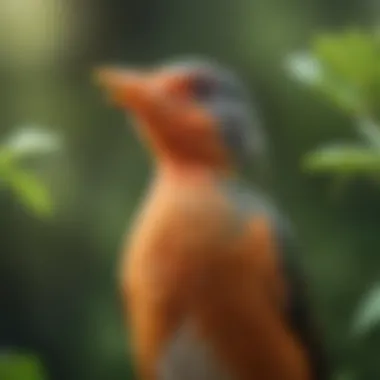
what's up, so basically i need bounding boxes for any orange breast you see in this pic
[119,177,232,379]
[120,179,312,380]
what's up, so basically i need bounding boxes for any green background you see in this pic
[1,0,380,379]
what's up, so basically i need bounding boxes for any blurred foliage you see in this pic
[0,128,60,378]
[352,284,380,336]
[287,30,380,182]
[1,1,380,380]
[0,127,60,217]
[288,31,380,115]
[288,29,380,380]
[0,352,46,380]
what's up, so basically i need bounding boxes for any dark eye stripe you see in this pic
[191,75,216,99]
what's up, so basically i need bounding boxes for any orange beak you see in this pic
[94,66,156,113]
[94,65,218,145]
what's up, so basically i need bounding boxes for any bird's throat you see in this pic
[155,161,238,189]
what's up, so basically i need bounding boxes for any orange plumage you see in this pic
[95,58,329,380]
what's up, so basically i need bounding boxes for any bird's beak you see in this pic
[94,66,217,142]
[94,66,154,113]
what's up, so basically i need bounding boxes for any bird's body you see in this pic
[95,58,330,380]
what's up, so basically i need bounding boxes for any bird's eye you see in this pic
[191,75,216,99]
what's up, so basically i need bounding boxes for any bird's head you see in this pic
[95,58,265,173]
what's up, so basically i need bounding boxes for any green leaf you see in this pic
[0,126,60,218]
[318,79,365,116]
[287,29,380,116]
[352,284,380,336]
[303,144,380,174]
[285,52,323,85]
[286,52,366,115]
[3,168,53,218]
[0,352,46,380]
[313,30,377,89]
[357,117,380,148]
[2,126,61,161]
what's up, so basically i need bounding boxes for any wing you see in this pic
[276,220,331,380]
[190,179,331,380]
[186,213,315,380]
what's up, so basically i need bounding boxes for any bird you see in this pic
[94,57,330,380]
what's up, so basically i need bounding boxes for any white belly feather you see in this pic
[158,322,234,380]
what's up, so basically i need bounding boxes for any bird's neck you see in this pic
[155,160,238,186]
